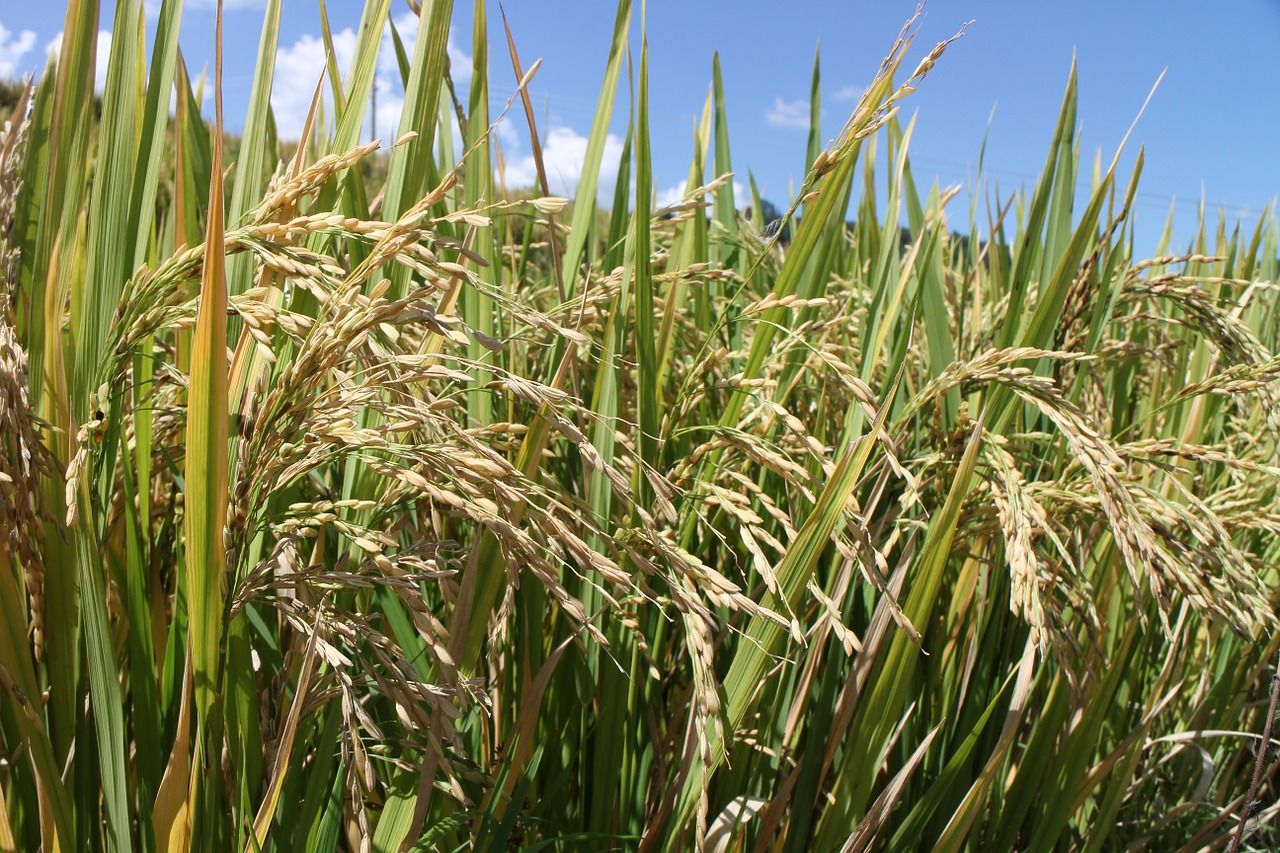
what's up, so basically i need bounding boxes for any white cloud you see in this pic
[367,73,404,143]
[0,22,36,79]
[45,30,112,93]
[497,124,625,204]
[382,11,471,76]
[833,84,864,102]
[271,15,473,145]
[656,183,686,210]
[271,29,357,140]
[266,16,618,210]
[493,115,520,150]
[765,96,809,130]
[655,179,747,213]
[447,34,471,78]
[380,11,416,79]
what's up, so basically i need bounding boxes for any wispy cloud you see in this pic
[0,21,36,79]
[765,96,809,130]
[832,83,864,102]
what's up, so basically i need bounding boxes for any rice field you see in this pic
[1,1,1279,850]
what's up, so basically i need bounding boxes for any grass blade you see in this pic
[184,2,230,843]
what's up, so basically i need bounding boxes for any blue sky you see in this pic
[2,1,1277,252]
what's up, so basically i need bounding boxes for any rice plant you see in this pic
[1,1,1278,850]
